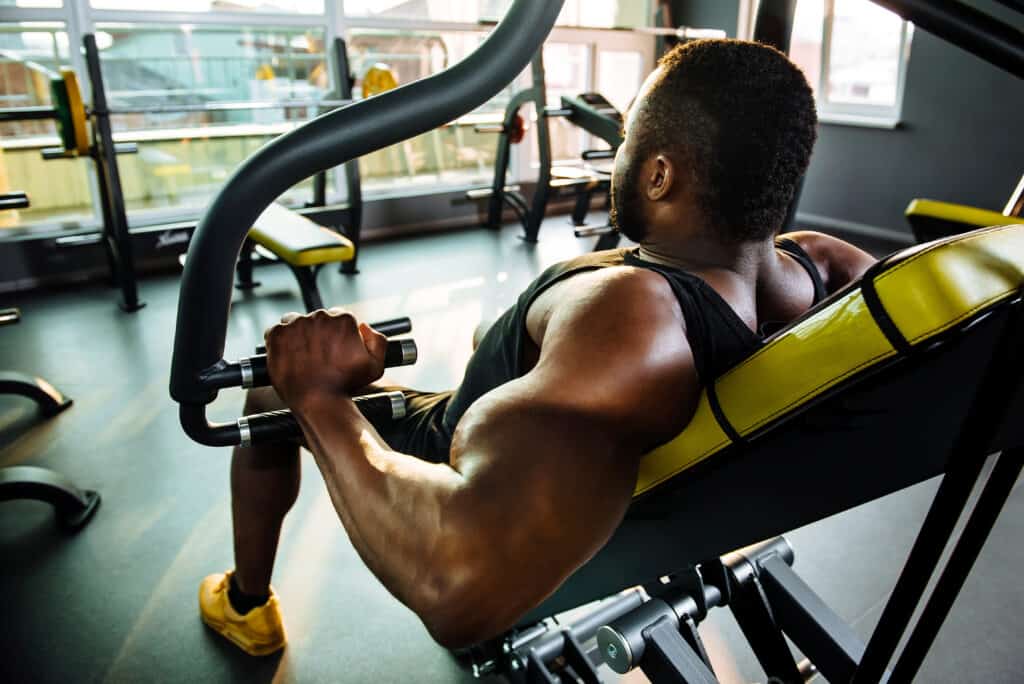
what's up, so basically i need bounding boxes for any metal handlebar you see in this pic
[203,339,418,392]
[170,0,564,447]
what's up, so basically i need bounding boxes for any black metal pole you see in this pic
[752,0,802,236]
[83,33,144,313]
[888,447,1024,681]
[752,0,798,53]
[853,299,1024,682]
[333,36,363,276]
[524,54,551,243]
[0,106,57,122]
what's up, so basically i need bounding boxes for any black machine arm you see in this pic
[873,0,1024,79]
[170,0,564,445]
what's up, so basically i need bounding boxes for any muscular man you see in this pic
[198,39,876,655]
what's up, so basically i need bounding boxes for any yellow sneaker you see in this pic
[198,571,286,656]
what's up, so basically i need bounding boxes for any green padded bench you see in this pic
[236,202,355,311]
[477,222,1024,683]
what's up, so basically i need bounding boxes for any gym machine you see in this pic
[169,0,1024,681]
[906,172,1024,243]
[467,22,728,249]
[0,192,100,530]
[2,35,367,312]
[0,41,145,312]
[466,45,625,248]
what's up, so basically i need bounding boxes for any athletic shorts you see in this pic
[369,386,454,464]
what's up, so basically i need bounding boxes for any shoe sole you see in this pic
[200,612,285,657]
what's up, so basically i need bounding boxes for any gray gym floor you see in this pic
[1,218,1021,683]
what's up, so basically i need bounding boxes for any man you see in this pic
[198,39,876,655]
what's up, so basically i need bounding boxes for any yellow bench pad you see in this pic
[250,203,354,267]
[906,199,1009,229]
[635,223,1024,497]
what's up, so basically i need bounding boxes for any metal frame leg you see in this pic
[235,238,261,290]
[757,554,867,683]
[639,617,718,684]
[570,188,593,226]
[288,264,325,312]
[0,371,72,417]
[0,466,101,530]
[725,555,803,684]
[889,446,1024,681]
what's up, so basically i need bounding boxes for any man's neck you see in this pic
[637,234,776,281]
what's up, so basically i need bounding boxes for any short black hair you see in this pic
[633,39,817,241]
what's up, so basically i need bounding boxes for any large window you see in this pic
[343,1,649,28]
[346,28,512,194]
[89,0,323,13]
[0,22,96,228]
[0,0,655,234]
[744,0,912,127]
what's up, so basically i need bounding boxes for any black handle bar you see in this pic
[170,0,563,446]
[203,339,418,392]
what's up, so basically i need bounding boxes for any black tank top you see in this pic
[441,239,825,436]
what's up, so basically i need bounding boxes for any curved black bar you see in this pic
[171,0,563,409]
[179,391,407,447]
[872,0,1024,79]
[0,466,101,530]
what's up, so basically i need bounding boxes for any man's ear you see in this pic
[645,154,675,202]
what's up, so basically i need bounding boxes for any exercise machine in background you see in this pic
[234,38,388,312]
[0,46,145,312]
[466,22,727,250]
[466,44,625,248]
[906,172,1024,243]
[3,35,370,313]
[0,192,100,530]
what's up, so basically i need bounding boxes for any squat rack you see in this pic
[0,35,365,311]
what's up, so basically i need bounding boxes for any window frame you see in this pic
[738,0,913,129]
[0,0,655,234]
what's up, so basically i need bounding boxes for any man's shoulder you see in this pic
[778,230,877,290]
[542,264,687,360]
[561,261,678,310]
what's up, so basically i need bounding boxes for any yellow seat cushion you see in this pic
[635,223,1024,496]
[250,203,354,267]
[906,199,1009,229]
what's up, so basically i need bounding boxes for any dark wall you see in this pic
[667,0,740,37]
[669,0,1024,239]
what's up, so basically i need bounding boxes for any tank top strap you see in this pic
[775,237,827,304]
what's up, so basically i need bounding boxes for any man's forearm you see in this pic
[291,393,467,614]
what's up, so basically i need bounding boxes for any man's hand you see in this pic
[264,308,388,410]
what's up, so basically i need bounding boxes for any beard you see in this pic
[609,162,647,243]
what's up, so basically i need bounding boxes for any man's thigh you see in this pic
[243,385,454,463]
[367,386,455,464]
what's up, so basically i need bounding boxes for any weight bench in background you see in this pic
[0,306,100,531]
[906,172,1024,243]
[464,223,1024,683]
[236,202,355,312]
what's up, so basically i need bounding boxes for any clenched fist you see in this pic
[264,308,388,411]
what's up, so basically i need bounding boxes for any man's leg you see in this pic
[199,387,294,656]
[231,386,300,597]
